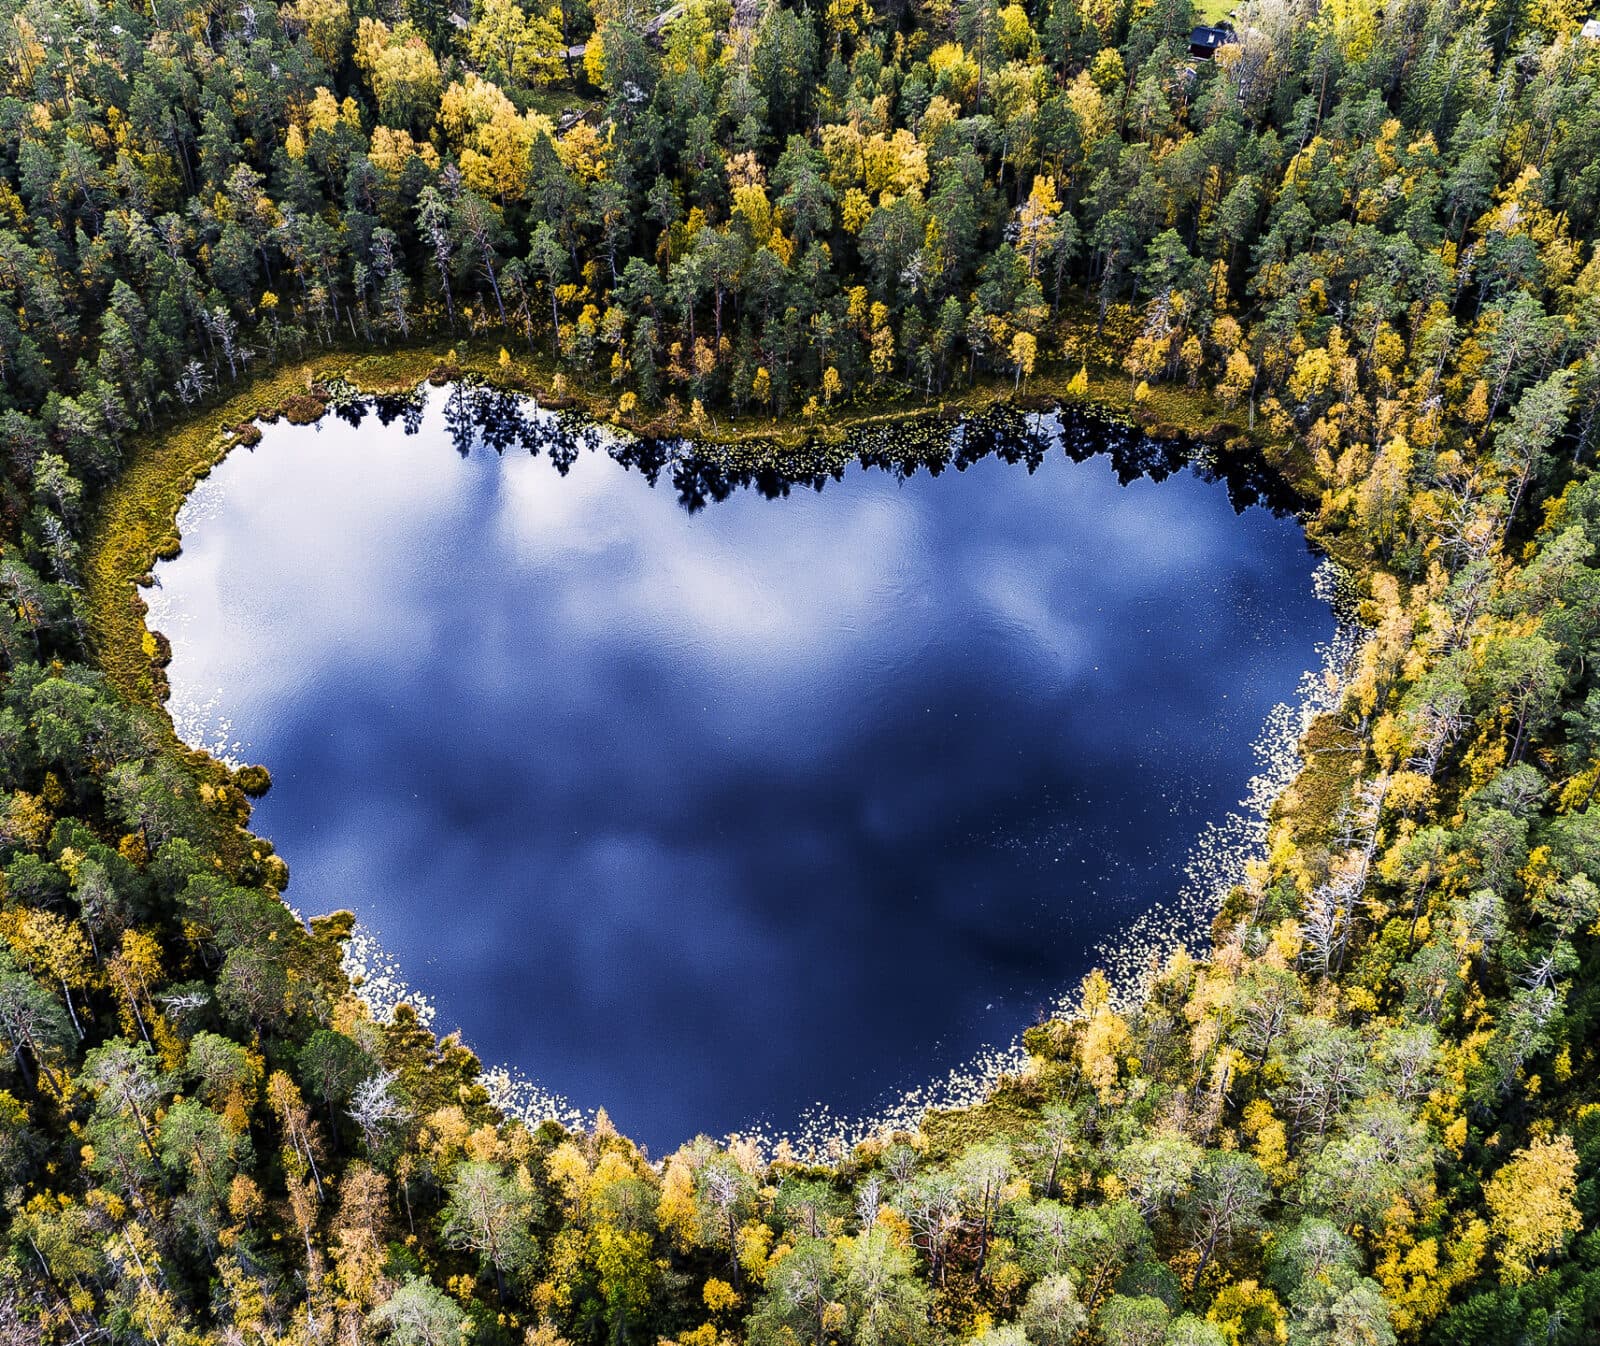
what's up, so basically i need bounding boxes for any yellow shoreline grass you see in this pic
[81,334,1363,1150]
[86,329,1310,706]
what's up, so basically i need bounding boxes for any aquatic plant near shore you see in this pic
[150,390,1342,1166]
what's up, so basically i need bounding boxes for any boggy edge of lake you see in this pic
[145,386,1345,1151]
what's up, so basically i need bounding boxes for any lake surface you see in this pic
[149,387,1332,1149]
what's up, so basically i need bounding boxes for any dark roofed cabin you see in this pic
[1190,22,1237,58]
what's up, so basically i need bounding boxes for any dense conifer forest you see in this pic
[3,0,1600,1342]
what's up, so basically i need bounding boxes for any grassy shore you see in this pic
[80,317,1346,887]
[79,324,1368,1152]
[85,322,1315,709]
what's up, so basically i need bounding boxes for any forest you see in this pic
[2,0,1600,1341]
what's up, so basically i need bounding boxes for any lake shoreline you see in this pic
[82,343,1370,1150]
[143,389,1345,1149]
[86,340,1320,712]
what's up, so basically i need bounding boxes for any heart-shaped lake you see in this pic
[148,388,1334,1150]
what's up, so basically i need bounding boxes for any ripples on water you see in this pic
[148,387,1344,1151]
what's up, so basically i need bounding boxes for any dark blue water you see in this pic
[151,389,1330,1149]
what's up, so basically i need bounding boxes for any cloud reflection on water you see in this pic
[150,390,1331,1148]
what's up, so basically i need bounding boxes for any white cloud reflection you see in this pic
[490,438,919,672]
[148,387,1333,1146]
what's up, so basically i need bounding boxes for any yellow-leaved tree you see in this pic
[353,18,442,130]
[1016,174,1061,279]
[1484,1134,1582,1283]
[290,0,353,66]
[467,0,564,90]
